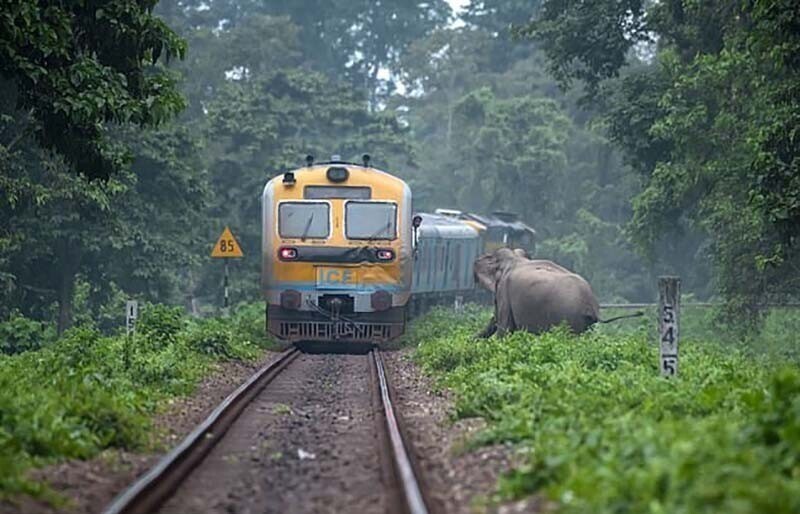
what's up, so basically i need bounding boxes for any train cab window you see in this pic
[345,201,397,240]
[278,202,330,239]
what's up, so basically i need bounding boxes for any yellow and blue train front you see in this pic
[261,163,412,343]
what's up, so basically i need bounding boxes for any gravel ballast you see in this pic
[158,352,388,514]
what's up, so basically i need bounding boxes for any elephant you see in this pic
[474,248,641,337]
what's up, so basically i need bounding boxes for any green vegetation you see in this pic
[1,2,799,505]
[412,308,800,513]
[0,302,276,500]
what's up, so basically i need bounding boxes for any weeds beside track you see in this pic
[411,307,800,514]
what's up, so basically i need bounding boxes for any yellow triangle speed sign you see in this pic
[211,226,244,258]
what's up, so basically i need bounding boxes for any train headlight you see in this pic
[280,290,302,310]
[375,248,395,261]
[326,166,349,183]
[371,290,392,311]
[278,247,298,260]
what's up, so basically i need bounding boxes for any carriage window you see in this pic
[279,202,330,239]
[346,202,397,240]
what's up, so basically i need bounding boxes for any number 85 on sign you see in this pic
[211,227,244,258]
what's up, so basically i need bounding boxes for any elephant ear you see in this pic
[474,253,499,292]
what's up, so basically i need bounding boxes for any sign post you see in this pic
[124,300,138,370]
[211,226,244,313]
[658,276,680,377]
[126,300,138,337]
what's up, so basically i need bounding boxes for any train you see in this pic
[261,156,535,346]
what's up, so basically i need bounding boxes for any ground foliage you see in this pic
[0,302,275,500]
[412,308,800,513]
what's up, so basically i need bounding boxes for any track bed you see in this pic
[105,348,433,514]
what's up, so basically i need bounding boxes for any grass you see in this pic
[411,306,800,514]
[596,304,800,362]
[0,302,277,502]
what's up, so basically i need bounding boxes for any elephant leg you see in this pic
[495,281,516,337]
[477,315,497,338]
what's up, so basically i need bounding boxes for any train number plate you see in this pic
[316,267,359,289]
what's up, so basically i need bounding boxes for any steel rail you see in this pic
[372,350,430,514]
[102,347,301,514]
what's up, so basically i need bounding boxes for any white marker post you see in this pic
[658,276,680,377]
[125,300,138,337]
[124,300,138,370]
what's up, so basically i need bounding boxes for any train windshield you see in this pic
[279,202,330,239]
[346,201,397,240]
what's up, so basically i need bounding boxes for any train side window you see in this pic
[278,202,330,239]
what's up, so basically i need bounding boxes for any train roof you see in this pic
[416,212,480,239]
[264,162,409,200]
[434,209,536,236]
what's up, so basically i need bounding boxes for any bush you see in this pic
[185,319,235,357]
[137,304,186,347]
[0,303,265,501]
[0,312,56,355]
[230,301,280,349]
[411,308,800,514]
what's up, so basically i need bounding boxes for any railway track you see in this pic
[102,347,433,514]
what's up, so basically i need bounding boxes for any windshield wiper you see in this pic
[364,212,393,241]
[300,213,315,241]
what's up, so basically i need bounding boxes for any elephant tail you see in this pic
[599,311,645,324]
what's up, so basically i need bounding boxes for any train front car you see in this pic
[262,159,412,346]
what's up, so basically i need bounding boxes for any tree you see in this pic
[156,0,452,106]
[259,0,453,104]
[449,88,570,217]
[0,0,186,180]
[0,122,208,333]
[515,0,649,94]
[521,0,800,319]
